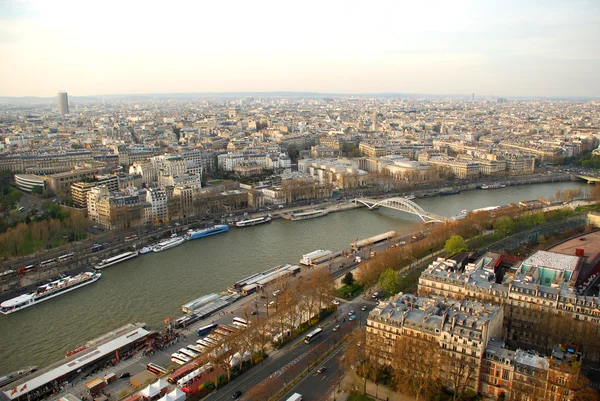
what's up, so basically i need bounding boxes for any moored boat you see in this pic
[139,246,153,254]
[0,272,102,315]
[185,224,230,240]
[290,209,328,221]
[236,216,272,227]
[152,236,185,252]
[481,183,506,190]
[94,251,138,269]
[440,189,461,196]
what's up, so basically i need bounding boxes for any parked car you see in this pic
[332,300,340,305]
[333,325,340,332]
[232,391,242,399]
[349,315,356,321]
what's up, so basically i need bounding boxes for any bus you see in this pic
[17,265,36,275]
[124,235,138,242]
[197,323,218,337]
[58,253,75,263]
[167,363,197,384]
[40,259,57,268]
[179,348,199,358]
[147,363,167,375]
[232,317,249,328]
[188,344,204,354]
[91,244,104,252]
[286,394,303,401]
[171,352,191,363]
[304,327,323,344]
[197,339,216,348]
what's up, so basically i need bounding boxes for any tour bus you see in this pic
[232,317,249,328]
[171,352,191,364]
[304,327,323,344]
[17,265,36,275]
[91,244,104,252]
[0,269,15,278]
[188,344,204,354]
[40,259,57,268]
[124,235,138,242]
[197,323,218,337]
[147,363,167,375]
[58,253,75,263]
[179,348,199,358]
[286,393,303,401]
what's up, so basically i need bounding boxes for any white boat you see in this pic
[236,216,272,227]
[291,210,328,221]
[481,183,506,190]
[94,251,138,269]
[152,236,185,252]
[139,246,152,254]
[0,272,101,315]
[404,194,416,200]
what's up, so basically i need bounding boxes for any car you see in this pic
[317,367,327,374]
[349,315,356,321]
[119,372,130,379]
[349,310,354,316]
[361,306,367,311]
[251,311,258,315]
[333,325,340,332]
[332,300,340,305]
[357,342,362,347]
[232,391,242,399]
[371,292,379,299]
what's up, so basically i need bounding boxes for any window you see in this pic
[502,370,509,380]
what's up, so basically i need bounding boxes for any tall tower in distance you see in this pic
[57,91,69,114]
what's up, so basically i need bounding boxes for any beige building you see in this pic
[71,175,119,209]
[428,157,480,178]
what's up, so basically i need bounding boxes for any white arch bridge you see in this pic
[355,197,448,223]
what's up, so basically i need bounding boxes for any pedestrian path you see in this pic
[330,374,415,401]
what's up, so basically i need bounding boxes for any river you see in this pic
[0,181,588,373]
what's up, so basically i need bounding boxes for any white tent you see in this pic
[140,379,168,398]
[157,388,186,401]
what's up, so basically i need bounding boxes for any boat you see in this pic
[94,251,138,269]
[139,246,153,254]
[236,216,272,227]
[0,272,102,315]
[481,183,506,190]
[0,366,37,388]
[422,192,438,198]
[440,189,461,196]
[472,205,501,213]
[186,224,230,240]
[152,236,185,252]
[404,194,416,200]
[65,346,88,358]
[290,209,329,221]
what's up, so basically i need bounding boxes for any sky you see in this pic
[0,0,599,98]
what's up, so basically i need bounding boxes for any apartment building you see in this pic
[428,157,480,179]
[359,142,388,157]
[145,188,168,222]
[481,339,582,401]
[71,175,119,208]
[366,293,503,394]
[297,158,368,189]
[0,151,94,173]
[45,168,102,195]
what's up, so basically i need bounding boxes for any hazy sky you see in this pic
[1,0,599,97]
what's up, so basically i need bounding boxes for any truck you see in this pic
[85,378,106,394]
[286,393,303,401]
[301,250,332,266]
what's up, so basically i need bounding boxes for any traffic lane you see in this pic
[282,344,345,401]
[209,319,355,401]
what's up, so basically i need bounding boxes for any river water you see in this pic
[0,181,588,373]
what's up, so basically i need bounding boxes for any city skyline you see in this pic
[1,0,599,98]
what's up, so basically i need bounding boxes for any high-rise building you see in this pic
[57,91,69,114]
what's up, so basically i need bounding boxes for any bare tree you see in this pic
[391,335,441,401]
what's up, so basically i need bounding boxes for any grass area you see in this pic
[347,392,377,401]
[336,283,363,299]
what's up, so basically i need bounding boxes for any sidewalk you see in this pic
[330,374,415,401]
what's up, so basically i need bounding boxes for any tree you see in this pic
[444,235,467,256]
[378,269,401,297]
[342,272,355,286]
[392,335,441,401]
[442,354,478,401]
[493,216,515,235]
